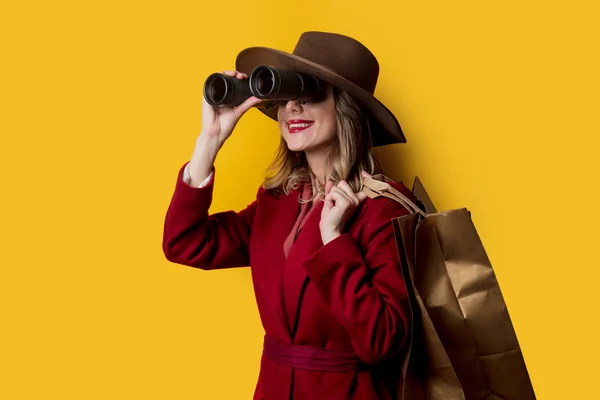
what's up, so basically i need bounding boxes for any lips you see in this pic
[287,119,314,134]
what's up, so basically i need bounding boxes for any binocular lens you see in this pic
[204,74,228,106]
[252,67,276,97]
[203,72,253,107]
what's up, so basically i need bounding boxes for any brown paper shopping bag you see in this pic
[361,174,536,400]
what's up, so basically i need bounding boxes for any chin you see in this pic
[285,143,305,152]
[282,136,303,151]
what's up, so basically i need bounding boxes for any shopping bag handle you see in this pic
[361,174,427,218]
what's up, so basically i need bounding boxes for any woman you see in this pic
[163,31,420,400]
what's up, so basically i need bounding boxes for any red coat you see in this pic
[163,162,416,400]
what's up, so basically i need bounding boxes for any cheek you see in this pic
[277,110,287,133]
[321,110,337,139]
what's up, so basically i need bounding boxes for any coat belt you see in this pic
[262,334,370,372]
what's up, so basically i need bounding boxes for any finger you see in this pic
[324,180,335,209]
[330,187,352,206]
[324,192,334,209]
[336,180,360,205]
[222,70,248,80]
[336,180,356,198]
[325,180,334,195]
[361,171,372,179]
[356,191,368,203]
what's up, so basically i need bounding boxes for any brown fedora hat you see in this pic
[235,31,406,146]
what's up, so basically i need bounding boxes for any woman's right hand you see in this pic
[200,70,262,145]
[186,70,261,187]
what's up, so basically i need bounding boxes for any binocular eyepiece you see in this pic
[203,65,326,107]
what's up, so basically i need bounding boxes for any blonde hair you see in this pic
[262,86,383,203]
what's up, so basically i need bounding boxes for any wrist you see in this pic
[196,132,223,151]
[321,230,342,245]
[195,136,222,160]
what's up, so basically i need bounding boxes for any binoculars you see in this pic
[203,65,326,108]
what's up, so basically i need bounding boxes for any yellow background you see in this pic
[1,1,598,398]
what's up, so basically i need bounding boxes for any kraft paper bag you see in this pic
[361,174,536,400]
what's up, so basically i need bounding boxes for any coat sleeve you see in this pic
[162,161,260,270]
[301,194,412,365]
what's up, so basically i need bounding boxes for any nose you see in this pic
[284,100,302,113]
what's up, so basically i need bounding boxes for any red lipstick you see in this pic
[287,119,314,134]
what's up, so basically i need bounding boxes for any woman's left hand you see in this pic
[319,172,371,245]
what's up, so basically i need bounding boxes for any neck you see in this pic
[305,150,328,186]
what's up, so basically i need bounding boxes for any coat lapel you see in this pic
[253,188,301,342]
[282,200,325,338]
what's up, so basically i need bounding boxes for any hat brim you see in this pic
[235,47,406,146]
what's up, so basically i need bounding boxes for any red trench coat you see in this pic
[163,162,416,400]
